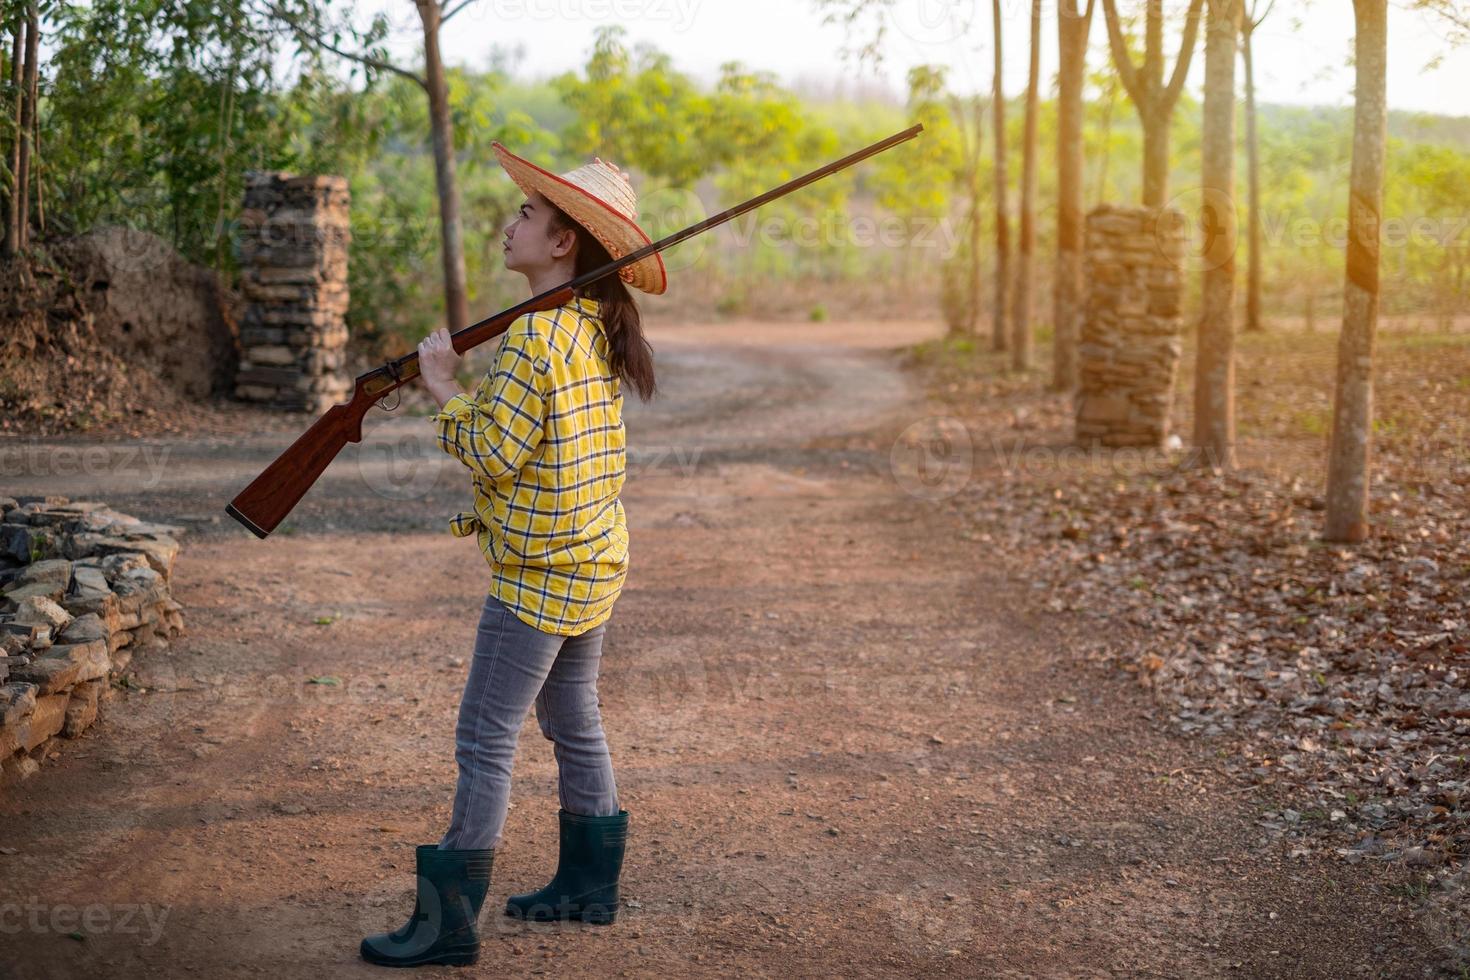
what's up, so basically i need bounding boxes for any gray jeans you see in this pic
[438,592,620,851]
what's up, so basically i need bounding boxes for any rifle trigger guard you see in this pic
[377,360,404,412]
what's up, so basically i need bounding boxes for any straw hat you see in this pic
[492,142,668,295]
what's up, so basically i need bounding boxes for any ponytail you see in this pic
[546,204,659,403]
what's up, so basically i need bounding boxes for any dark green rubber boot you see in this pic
[504,808,628,925]
[360,844,494,967]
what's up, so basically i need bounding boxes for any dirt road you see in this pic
[0,319,1439,977]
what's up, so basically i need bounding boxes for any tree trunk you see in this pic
[31,74,40,238]
[967,98,983,336]
[991,0,1010,353]
[417,0,469,333]
[5,17,19,257]
[1053,0,1094,392]
[15,3,36,251]
[1324,0,1388,543]
[1100,0,1205,208]
[1140,110,1170,207]
[1012,0,1041,372]
[1190,0,1241,469]
[1094,73,1118,205]
[1242,18,1263,332]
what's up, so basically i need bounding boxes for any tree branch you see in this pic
[1162,0,1206,110]
[262,1,426,90]
[440,0,478,24]
[1101,0,1145,108]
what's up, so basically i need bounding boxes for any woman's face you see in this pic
[502,191,575,277]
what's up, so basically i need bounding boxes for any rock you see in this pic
[98,538,179,580]
[58,613,108,645]
[117,566,163,594]
[0,496,16,514]
[14,495,69,507]
[69,565,110,601]
[61,589,118,630]
[48,501,106,515]
[1077,395,1133,424]
[249,344,297,366]
[6,558,73,592]
[1,580,66,610]
[65,510,131,534]
[98,552,150,583]
[113,568,165,615]
[10,640,108,695]
[22,508,88,528]
[12,595,72,631]
[0,524,37,562]
[2,623,51,651]
[0,682,38,726]
[1,754,40,780]
[62,679,103,737]
[6,504,47,525]
[0,691,68,755]
[0,621,42,646]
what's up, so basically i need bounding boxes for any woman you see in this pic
[360,144,665,969]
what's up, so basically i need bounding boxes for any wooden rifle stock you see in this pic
[225,287,572,538]
[226,122,923,538]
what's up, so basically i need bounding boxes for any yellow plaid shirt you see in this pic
[431,295,628,636]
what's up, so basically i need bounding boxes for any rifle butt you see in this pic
[225,397,368,537]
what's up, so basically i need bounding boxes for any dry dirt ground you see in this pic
[0,319,1447,978]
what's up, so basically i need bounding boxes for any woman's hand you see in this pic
[418,327,461,385]
[418,328,464,410]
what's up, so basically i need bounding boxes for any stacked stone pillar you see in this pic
[234,172,352,413]
[1074,204,1188,448]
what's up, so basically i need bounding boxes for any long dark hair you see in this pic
[545,203,658,403]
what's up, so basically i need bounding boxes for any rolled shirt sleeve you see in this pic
[431,314,549,483]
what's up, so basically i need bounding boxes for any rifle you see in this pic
[225,123,924,538]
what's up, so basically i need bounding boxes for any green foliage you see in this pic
[871,66,963,222]
[18,7,1470,350]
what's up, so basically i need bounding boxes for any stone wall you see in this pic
[1074,204,1188,448]
[0,496,184,786]
[233,172,352,414]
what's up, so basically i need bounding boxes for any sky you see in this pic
[348,0,1470,116]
